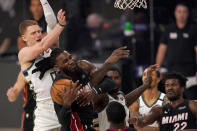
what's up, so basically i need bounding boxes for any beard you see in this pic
[61,63,78,77]
[167,95,180,101]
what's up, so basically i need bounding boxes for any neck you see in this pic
[176,21,187,29]
[33,15,42,21]
[143,86,160,100]
[110,121,126,129]
[170,97,184,108]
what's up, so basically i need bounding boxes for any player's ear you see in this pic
[21,35,27,42]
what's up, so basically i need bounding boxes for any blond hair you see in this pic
[19,20,38,35]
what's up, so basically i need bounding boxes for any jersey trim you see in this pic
[142,92,161,108]
[27,60,35,71]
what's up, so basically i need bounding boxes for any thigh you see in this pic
[21,112,34,131]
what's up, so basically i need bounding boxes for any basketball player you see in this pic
[129,68,166,131]
[128,72,197,131]
[106,101,135,131]
[31,47,129,130]
[16,8,65,131]
[98,65,161,131]
[7,1,58,131]
[32,48,159,131]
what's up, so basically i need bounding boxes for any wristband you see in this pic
[58,22,65,27]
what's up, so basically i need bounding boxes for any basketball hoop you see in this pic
[114,0,147,10]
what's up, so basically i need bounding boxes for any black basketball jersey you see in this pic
[160,100,197,131]
[23,84,36,113]
[53,66,94,131]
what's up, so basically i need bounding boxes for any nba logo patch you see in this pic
[169,32,177,39]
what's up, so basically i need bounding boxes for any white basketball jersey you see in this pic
[23,49,56,104]
[138,92,165,127]
[98,92,130,131]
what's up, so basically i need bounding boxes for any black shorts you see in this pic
[21,112,34,131]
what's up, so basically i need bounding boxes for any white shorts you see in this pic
[33,103,61,131]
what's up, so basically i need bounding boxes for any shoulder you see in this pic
[189,100,197,113]
[77,60,96,75]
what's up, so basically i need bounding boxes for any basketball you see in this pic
[51,79,74,105]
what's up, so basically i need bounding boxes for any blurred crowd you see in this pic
[1,0,197,96]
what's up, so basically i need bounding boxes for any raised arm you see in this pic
[156,43,167,66]
[18,9,66,64]
[90,46,130,86]
[128,105,162,128]
[7,71,27,102]
[40,0,57,32]
[125,64,160,107]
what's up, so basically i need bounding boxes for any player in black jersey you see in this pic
[128,72,197,131]
[32,47,130,131]
[33,47,160,131]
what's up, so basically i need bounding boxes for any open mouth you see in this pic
[36,39,42,42]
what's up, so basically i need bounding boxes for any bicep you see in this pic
[189,101,197,119]
[18,44,44,62]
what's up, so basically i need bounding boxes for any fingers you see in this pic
[57,9,66,25]
[149,64,160,71]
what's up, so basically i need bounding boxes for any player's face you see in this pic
[22,25,42,46]
[30,0,43,18]
[55,51,77,72]
[174,5,189,23]
[165,79,184,101]
[142,69,160,88]
[107,70,122,92]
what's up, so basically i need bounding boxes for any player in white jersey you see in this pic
[98,65,160,131]
[17,8,66,131]
[98,66,129,131]
[129,67,166,131]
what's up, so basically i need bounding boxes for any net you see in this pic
[114,0,147,10]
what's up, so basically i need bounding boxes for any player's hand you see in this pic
[105,46,130,65]
[128,116,138,125]
[62,80,81,107]
[57,9,66,26]
[7,87,18,102]
[77,88,95,107]
[143,64,160,88]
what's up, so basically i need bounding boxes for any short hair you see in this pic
[19,20,38,35]
[163,72,188,88]
[107,66,122,76]
[106,101,126,124]
[175,2,189,12]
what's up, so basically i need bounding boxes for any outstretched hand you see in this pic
[57,9,66,26]
[62,80,82,107]
[105,46,130,65]
[7,87,18,102]
[143,64,160,87]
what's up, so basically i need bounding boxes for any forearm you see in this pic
[40,0,57,32]
[90,62,111,86]
[141,126,159,131]
[125,84,149,107]
[156,44,166,65]
[41,24,64,50]
[92,76,115,94]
